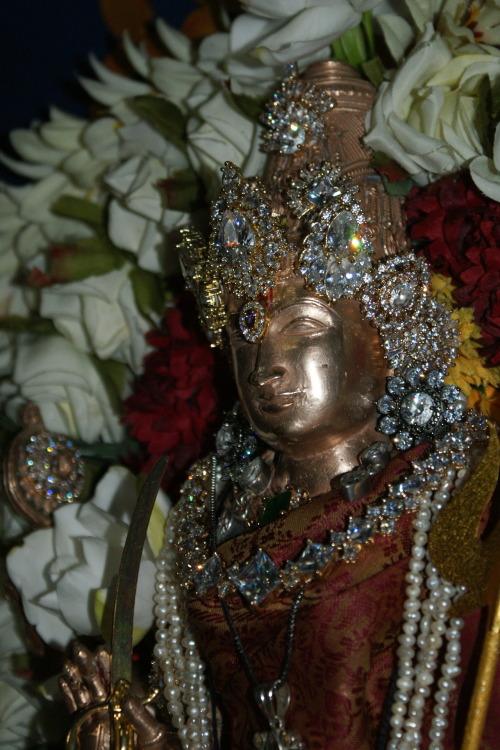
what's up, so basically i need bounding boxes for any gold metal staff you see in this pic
[461,559,500,750]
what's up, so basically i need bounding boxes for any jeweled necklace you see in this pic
[207,452,307,750]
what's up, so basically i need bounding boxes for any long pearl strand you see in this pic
[154,506,212,750]
[387,466,468,750]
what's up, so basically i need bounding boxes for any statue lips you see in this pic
[258,390,301,413]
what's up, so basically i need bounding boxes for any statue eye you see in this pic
[281,317,328,334]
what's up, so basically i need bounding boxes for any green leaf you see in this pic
[0,316,57,335]
[361,11,376,58]
[130,266,165,318]
[93,357,129,402]
[333,25,367,70]
[475,75,491,156]
[371,151,415,196]
[381,173,416,196]
[52,195,105,227]
[159,167,202,212]
[232,93,267,123]
[49,238,125,281]
[475,75,500,158]
[76,438,140,463]
[128,95,187,152]
[331,38,349,64]
[362,56,386,88]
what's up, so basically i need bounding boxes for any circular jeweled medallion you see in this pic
[4,404,86,527]
[239,300,268,343]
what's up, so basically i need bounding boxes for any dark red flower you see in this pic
[123,295,235,492]
[405,172,500,365]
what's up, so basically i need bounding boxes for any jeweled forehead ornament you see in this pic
[261,63,336,154]
[178,161,291,346]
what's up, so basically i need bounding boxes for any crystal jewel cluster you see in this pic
[209,162,289,301]
[360,254,460,377]
[261,64,335,155]
[289,162,374,303]
[19,431,85,514]
[377,368,468,450]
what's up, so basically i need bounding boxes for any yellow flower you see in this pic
[430,273,500,418]
[430,273,456,305]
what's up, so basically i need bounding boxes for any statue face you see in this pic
[228,280,387,457]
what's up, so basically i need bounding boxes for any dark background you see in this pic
[0,1,196,182]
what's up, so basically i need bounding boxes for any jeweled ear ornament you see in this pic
[360,254,460,376]
[4,404,86,527]
[261,63,335,154]
[377,368,468,451]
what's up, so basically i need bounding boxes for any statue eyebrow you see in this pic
[277,298,341,322]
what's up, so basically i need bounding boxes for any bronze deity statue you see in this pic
[60,63,500,750]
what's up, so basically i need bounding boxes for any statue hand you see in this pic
[59,642,112,750]
[59,642,173,750]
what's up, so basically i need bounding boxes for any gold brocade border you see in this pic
[429,422,500,618]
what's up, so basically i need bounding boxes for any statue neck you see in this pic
[270,420,390,498]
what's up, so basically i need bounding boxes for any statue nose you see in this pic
[249,364,287,387]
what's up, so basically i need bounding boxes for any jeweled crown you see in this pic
[178,62,459,385]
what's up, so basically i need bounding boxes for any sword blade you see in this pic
[110,456,168,686]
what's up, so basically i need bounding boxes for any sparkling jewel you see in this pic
[389,280,416,308]
[239,299,268,343]
[228,549,280,605]
[261,64,335,155]
[400,392,436,426]
[326,210,360,252]
[219,210,255,252]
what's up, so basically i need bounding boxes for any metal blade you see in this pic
[110,456,168,686]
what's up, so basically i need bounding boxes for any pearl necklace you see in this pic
[386,463,469,750]
[154,413,487,750]
[154,507,212,750]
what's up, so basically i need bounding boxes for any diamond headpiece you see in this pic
[178,62,460,386]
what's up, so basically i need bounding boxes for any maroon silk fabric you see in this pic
[186,446,500,749]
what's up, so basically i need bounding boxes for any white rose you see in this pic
[39,263,155,372]
[242,0,380,19]
[0,598,25,672]
[470,121,500,201]
[2,107,120,191]
[365,24,500,184]
[234,0,383,66]
[7,466,171,649]
[105,152,188,274]
[187,89,266,198]
[0,175,95,265]
[1,334,125,443]
[0,678,47,749]
[0,598,52,748]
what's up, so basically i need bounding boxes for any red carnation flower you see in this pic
[405,172,500,365]
[123,296,234,492]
